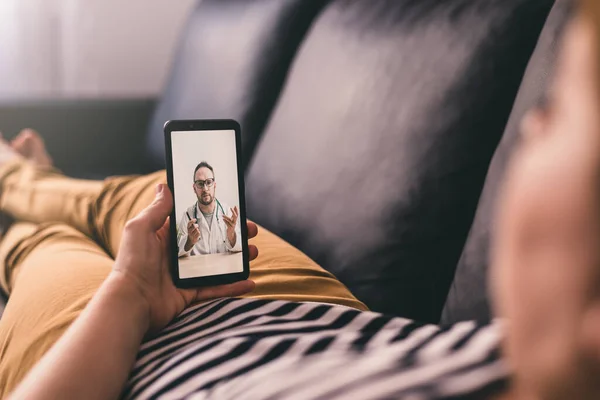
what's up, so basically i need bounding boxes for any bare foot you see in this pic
[11,129,53,167]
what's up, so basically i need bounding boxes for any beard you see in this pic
[198,192,214,206]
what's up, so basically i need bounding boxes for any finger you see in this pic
[132,184,174,231]
[249,244,258,261]
[247,221,258,238]
[156,219,170,254]
[158,217,170,240]
[194,280,255,302]
[222,216,233,225]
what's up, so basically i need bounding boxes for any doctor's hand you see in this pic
[223,206,239,247]
[111,184,258,335]
[223,206,239,231]
[185,218,201,251]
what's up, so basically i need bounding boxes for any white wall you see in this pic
[171,130,240,227]
[0,0,196,99]
[0,0,63,97]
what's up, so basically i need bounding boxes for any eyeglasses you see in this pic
[194,178,215,189]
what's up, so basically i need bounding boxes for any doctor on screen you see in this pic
[177,161,242,257]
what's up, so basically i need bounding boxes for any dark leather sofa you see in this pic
[0,0,572,324]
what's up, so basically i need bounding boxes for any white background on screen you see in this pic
[171,130,240,227]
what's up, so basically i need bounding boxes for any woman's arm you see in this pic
[9,184,257,399]
[9,274,149,400]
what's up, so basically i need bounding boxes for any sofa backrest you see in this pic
[441,0,573,325]
[244,0,555,322]
[145,0,327,171]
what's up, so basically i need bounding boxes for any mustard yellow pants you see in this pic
[0,160,366,396]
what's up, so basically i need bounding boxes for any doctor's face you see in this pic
[193,167,216,206]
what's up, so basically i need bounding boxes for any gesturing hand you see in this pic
[186,218,201,249]
[222,206,239,230]
[223,206,239,247]
[112,184,258,334]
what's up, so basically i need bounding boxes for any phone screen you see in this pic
[166,121,248,285]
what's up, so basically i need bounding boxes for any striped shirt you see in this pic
[122,298,509,399]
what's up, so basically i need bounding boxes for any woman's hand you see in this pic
[112,183,258,334]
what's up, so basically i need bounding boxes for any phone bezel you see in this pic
[164,119,250,288]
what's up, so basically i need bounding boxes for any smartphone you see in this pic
[164,119,250,288]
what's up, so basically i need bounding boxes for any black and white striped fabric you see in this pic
[123,298,508,399]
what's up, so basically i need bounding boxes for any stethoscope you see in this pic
[191,199,227,252]
[193,198,226,223]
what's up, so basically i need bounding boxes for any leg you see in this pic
[0,185,364,397]
[0,159,367,310]
[242,228,368,310]
[0,160,104,237]
[0,222,114,396]
[0,159,162,255]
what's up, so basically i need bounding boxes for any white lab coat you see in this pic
[177,200,242,257]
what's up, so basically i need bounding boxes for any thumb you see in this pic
[137,184,174,231]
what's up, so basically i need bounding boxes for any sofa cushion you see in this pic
[441,0,573,325]
[145,0,327,171]
[245,0,554,322]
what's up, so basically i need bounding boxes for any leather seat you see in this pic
[145,0,327,171]
[244,0,555,322]
[441,0,573,324]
